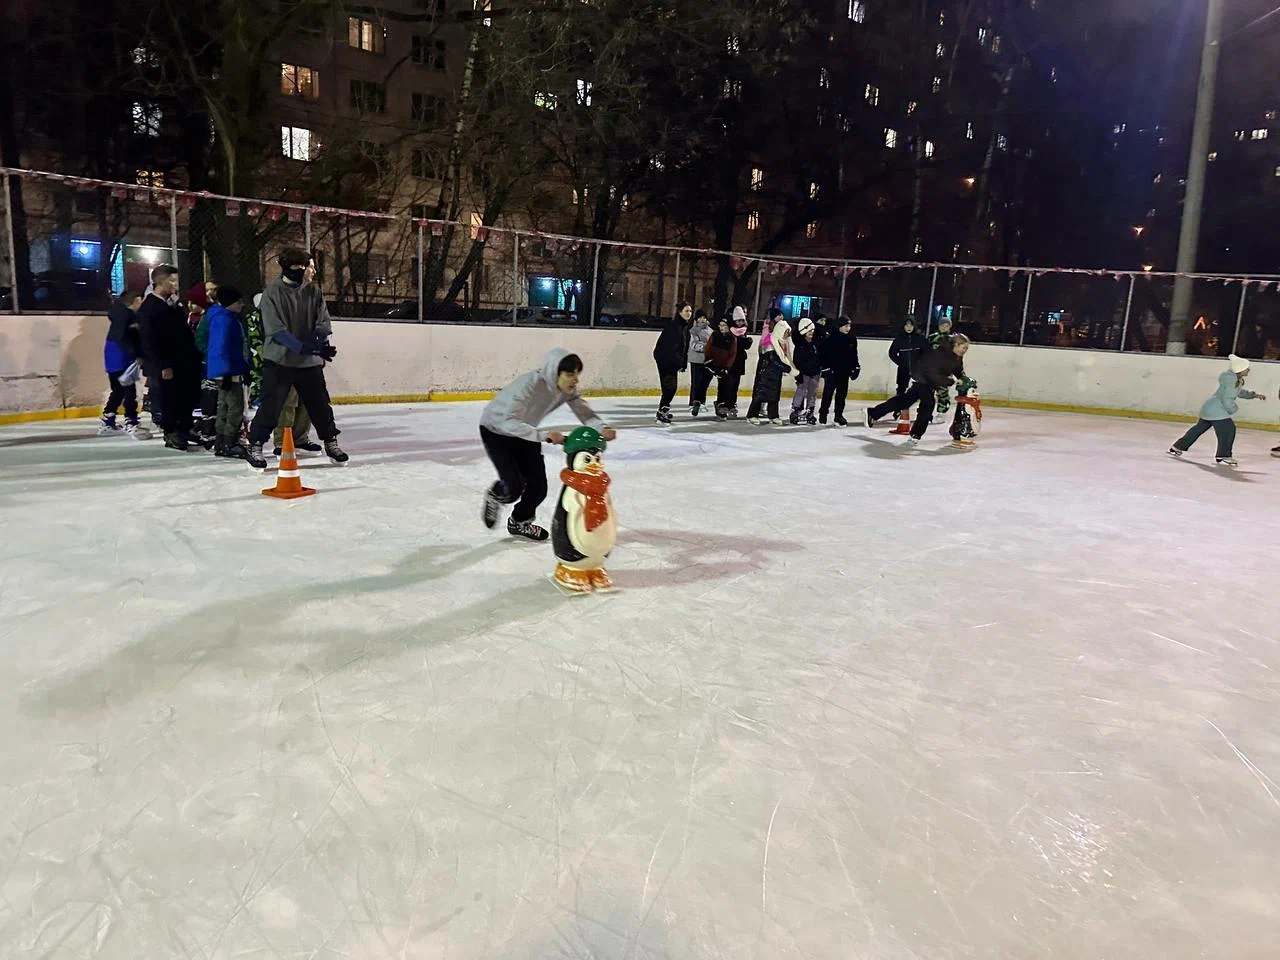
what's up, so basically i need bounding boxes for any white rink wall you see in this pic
[2,313,1278,425]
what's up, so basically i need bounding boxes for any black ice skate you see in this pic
[804,412,817,426]
[1167,447,1184,458]
[655,406,673,425]
[163,432,191,452]
[835,415,847,426]
[1216,456,1238,467]
[863,409,878,428]
[819,413,828,425]
[324,440,350,464]
[483,486,503,528]
[691,402,702,417]
[789,410,800,425]
[245,442,268,469]
[507,518,550,542]
[1271,444,1280,458]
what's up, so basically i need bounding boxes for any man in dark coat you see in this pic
[865,334,971,441]
[652,303,691,423]
[887,318,928,397]
[818,316,860,425]
[137,264,203,451]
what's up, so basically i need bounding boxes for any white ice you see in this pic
[2,401,1280,960]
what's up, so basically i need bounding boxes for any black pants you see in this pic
[820,373,849,420]
[689,363,713,406]
[716,373,742,411]
[104,371,138,421]
[249,362,339,444]
[156,367,200,435]
[480,426,547,523]
[895,366,911,396]
[869,381,938,440]
[657,368,678,409]
[1174,418,1236,459]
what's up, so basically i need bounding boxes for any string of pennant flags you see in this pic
[6,166,1280,288]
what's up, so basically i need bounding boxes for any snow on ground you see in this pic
[2,399,1279,960]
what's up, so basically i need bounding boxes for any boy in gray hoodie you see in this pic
[687,310,714,416]
[480,348,617,540]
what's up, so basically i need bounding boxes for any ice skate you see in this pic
[728,406,740,419]
[715,404,728,421]
[691,402,701,417]
[297,439,322,454]
[789,410,800,425]
[749,417,763,426]
[1271,445,1280,458]
[163,432,191,452]
[324,439,350,464]
[97,415,122,436]
[804,412,817,426]
[863,409,878,428]
[770,417,785,425]
[655,406,673,425]
[245,442,268,469]
[1216,457,1238,468]
[507,517,550,542]
[124,420,151,441]
[906,436,920,446]
[1167,447,1184,458]
[216,441,248,461]
[819,413,828,425]
[482,486,503,529]
[835,415,847,427]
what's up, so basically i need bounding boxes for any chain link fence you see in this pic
[5,168,1280,360]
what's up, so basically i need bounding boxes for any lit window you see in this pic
[1049,66,1057,83]
[1113,122,1126,134]
[932,76,942,93]
[572,186,588,205]
[1153,173,1163,183]
[908,298,917,314]
[750,167,765,191]
[938,9,945,25]
[991,35,1002,53]
[819,67,830,89]
[473,0,492,28]
[347,17,385,54]
[1234,129,1247,141]
[576,79,593,106]
[723,78,743,100]
[839,114,852,133]
[924,140,935,158]
[935,43,945,58]
[650,155,665,171]
[1252,128,1270,140]
[135,169,165,188]
[1208,151,1218,162]
[907,100,918,115]
[914,240,923,254]
[996,134,1008,151]
[132,45,159,67]
[848,1,866,23]
[132,102,162,137]
[884,127,898,148]
[808,181,819,199]
[977,26,988,45]
[747,210,760,231]
[281,63,319,98]
[535,90,558,110]
[726,34,740,55]
[280,125,315,161]
[806,221,818,239]
[864,83,880,106]
[1274,165,1280,177]
[966,121,974,140]
[1267,110,1278,121]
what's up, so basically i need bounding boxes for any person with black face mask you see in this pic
[245,248,349,469]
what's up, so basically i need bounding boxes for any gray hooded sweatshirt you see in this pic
[480,348,607,443]
[688,318,713,365]
[260,276,332,368]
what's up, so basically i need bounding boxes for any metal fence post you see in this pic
[512,231,520,324]
[417,221,425,323]
[1120,275,1136,352]
[837,262,847,316]
[169,194,179,269]
[1231,280,1248,355]
[1018,273,1033,345]
[671,249,681,315]
[589,241,601,327]
[304,208,312,253]
[2,173,19,314]
[753,263,763,330]
[924,265,938,333]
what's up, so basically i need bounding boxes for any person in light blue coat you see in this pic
[1168,354,1265,467]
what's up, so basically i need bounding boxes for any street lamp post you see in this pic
[1167,0,1226,354]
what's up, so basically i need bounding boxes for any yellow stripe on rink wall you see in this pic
[2,394,1278,433]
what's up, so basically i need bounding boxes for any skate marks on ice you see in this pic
[1170,457,1266,484]
[847,432,971,459]
[608,528,799,590]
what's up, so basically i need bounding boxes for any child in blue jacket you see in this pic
[205,285,251,459]
[1169,354,1266,467]
[99,290,150,439]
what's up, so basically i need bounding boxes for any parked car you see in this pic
[515,306,586,326]
[597,312,664,329]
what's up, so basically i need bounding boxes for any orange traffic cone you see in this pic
[890,409,912,434]
[263,427,316,500]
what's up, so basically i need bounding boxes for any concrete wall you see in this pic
[3,314,1279,426]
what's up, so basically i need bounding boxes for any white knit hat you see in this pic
[732,305,747,321]
[798,318,814,335]
[1229,354,1250,373]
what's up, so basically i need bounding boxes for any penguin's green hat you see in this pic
[564,426,607,457]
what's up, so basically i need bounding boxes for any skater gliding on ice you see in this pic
[1168,354,1265,467]
[481,349,617,541]
[865,334,971,443]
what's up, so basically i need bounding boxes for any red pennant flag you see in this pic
[182,195,197,210]
[246,204,263,218]
[268,206,284,222]
[431,222,445,237]
[546,238,558,252]
[288,207,302,223]
[226,200,241,217]
[475,226,488,242]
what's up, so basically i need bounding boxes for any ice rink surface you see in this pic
[3,399,1280,960]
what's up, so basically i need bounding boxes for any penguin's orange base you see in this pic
[553,564,614,594]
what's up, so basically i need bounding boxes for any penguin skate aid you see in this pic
[477,348,618,544]
[550,426,618,594]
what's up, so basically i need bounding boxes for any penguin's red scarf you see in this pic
[559,469,611,531]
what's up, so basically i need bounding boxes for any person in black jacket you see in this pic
[788,318,823,424]
[888,318,928,397]
[716,306,753,419]
[818,316,860,425]
[652,303,691,424]
[864,334,971,441]
[137,264,203,451]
